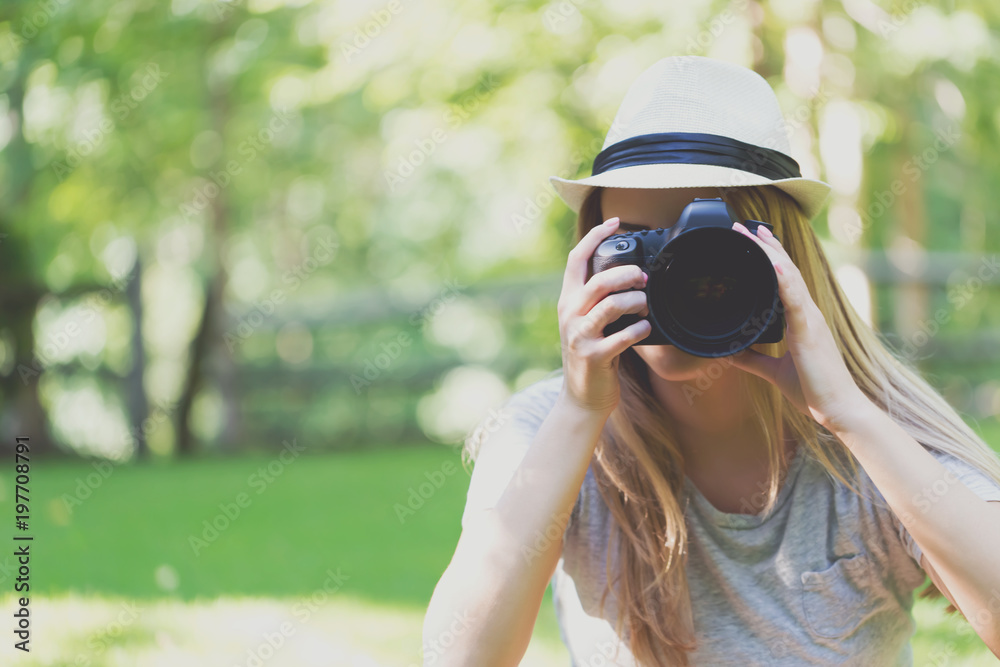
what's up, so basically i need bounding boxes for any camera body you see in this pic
[589,198,784,358]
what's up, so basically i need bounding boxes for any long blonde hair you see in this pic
[568,183,1000,665]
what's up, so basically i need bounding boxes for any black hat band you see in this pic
[591,131,802,181]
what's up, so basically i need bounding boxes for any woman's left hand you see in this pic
[728,221,869,430]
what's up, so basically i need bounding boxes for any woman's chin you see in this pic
[632,344,726,382]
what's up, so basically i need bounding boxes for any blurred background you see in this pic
[0,0,999,664]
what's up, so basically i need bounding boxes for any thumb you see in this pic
[730,348,782,384]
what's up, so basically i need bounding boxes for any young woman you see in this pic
[423,56,1000,666]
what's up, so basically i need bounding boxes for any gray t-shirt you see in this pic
[460,372,1000,666]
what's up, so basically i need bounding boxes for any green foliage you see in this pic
[2,0,1000,456]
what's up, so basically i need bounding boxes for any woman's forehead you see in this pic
[600,186,722,227]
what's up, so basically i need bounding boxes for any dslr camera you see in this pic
[589,197,784,358]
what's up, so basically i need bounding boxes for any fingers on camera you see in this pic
[588,291,648,332]
[580,265,647,313]
[598,318,651,356]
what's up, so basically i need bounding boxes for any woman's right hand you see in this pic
[556,216,651,416]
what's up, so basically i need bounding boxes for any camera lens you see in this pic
[615,240,629,251]
[667,258,752,336]
[646,228,777,357]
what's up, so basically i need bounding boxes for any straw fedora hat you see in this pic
[549,56,831,220]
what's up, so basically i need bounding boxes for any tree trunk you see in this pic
[0,50,59,457]
[175,274,223,456]
[124,255,150,460]
[894,120,930,354]
[175,27,238,455]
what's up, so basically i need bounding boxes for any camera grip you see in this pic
[591,254,632,276]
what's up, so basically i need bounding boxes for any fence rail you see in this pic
[24,249,1000,455]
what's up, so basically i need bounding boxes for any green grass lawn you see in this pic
[0,433,998,665]
[0,444,570,666]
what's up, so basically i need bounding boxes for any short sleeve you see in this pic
[894,448,1000,566]
[460,374,564,532]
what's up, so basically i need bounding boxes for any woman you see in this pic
[423,56,1000,666]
